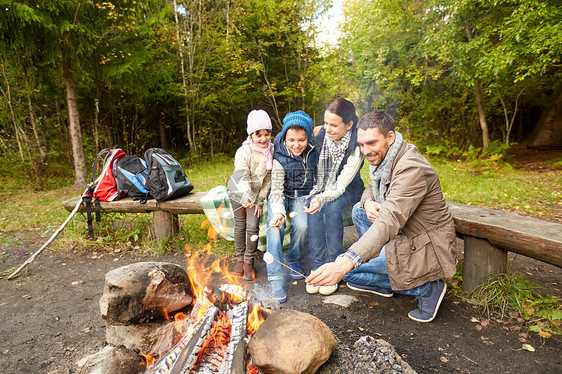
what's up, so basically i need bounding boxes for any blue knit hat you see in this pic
[281,110,313,141]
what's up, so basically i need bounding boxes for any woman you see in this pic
[304,98,364,295]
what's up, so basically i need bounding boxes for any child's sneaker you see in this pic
[288,262,304,280]
[306,283,320,294]
[408,280,447,323]
[269,280,287,303]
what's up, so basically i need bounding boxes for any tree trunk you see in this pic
[159,116,170,149]
[26,87,48,187]
[473,79,490,148]
[173,0,195,152]
[62,52,87,186]
[1,60,26,161]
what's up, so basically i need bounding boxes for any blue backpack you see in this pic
[113,155,152,202]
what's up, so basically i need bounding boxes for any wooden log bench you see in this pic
[62,196,562,292]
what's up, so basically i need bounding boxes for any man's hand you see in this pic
[364,199,382,222]
[269,213,285,228]
[306,256,354,286]
[304,197,322,215]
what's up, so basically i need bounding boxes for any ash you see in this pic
[318,335,417,374]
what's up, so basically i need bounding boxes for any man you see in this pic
[306,111,458,322]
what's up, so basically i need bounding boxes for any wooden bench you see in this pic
[62,196,562,291]
[62,193,208,241]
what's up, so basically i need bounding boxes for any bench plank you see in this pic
[62,193,207,214]
[448,202,562,268]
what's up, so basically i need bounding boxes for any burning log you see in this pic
[150,306,219,374]
[218,301,248,374]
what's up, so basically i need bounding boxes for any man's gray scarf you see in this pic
[312,129,352,194]
[370,131,403,203]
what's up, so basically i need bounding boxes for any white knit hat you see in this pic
[247,109,272,135]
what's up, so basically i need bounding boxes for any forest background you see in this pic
[0,0,560,189]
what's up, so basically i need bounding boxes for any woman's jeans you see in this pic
[308,189,358,270]
[230,198,260,264]
[266,197,308,281]
[341,202,430,297]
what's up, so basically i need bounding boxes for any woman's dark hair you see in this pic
[326,98,359,127]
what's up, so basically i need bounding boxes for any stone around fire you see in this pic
[99,262,193,325]
[249,309,337,374]
[75,345,146,374]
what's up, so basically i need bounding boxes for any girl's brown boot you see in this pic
[232,261,244,276]
[243,262,255,281]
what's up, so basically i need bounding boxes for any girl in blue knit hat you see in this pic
[266,110,319,303]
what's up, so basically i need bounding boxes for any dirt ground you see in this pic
[0,227,560,374]
[1,146,560,374]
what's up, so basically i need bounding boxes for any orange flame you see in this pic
[142,354,156,370]
[247,304,264,335]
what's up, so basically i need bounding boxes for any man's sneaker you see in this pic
[269,280,287,303]
[319,284,338,295]
[346,282,394,297]
[408,280,447,323]
[288,262,304,280]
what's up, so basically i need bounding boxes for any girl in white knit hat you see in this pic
[227,109,274,280]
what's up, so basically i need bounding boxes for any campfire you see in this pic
[139,249,264,374]
[80,215,338,374]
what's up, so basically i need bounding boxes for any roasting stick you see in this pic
[262,252,307,278]
[7,194,85,280]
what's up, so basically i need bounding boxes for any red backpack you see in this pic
[83,148,126,239]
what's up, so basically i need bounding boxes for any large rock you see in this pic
[100,262,193,325]
[75,345,146,374]
[249,309,337,374]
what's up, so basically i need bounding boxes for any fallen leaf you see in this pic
[522,344,535,352]
[358,327,365,331]
[502,326,509,331]
[480,336,488,341]
[551,320,561,327]
[509,326,521,331]
[508,311,519,319]
[475,325,483,331]
[453,301,460,305]
[538,331,552,339]
[526,307,535,315]
[440,356,448,363]
[518,338,526,343]
[480,319,490,327]
[369,302,379,306]
[471,317,480,323]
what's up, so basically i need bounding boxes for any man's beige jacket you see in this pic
[348,141,458,290]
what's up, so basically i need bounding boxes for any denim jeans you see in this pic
[308,190,357,270]
[266,197,308,280]
[342,202,430,297]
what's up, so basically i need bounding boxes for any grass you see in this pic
[469,269,561,335]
